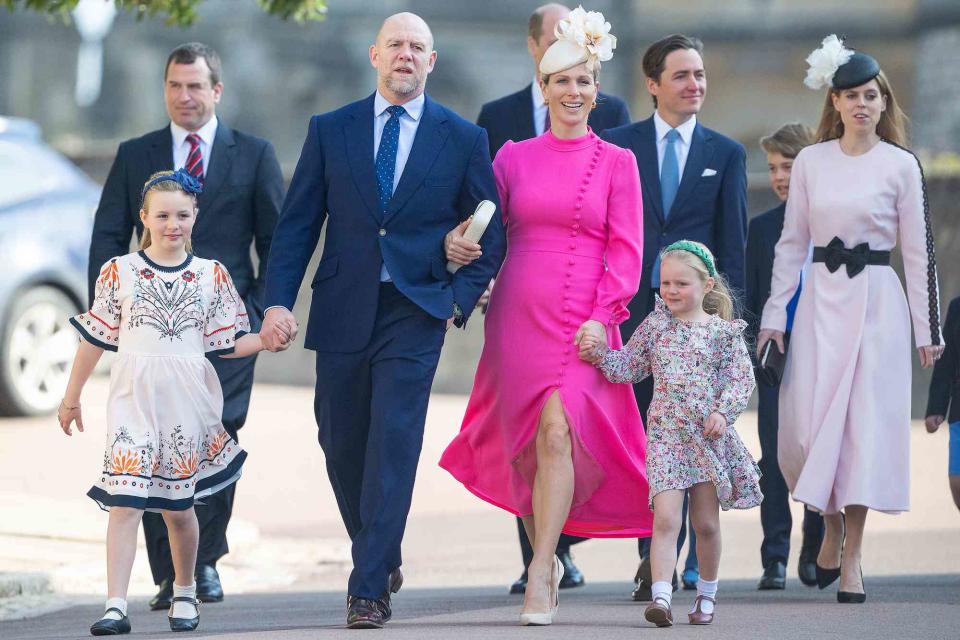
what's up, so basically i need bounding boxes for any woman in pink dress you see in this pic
[758,37,944,604]
[439,8,652,625]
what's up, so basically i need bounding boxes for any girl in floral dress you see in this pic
[57,170,290,636]
[580,240,761,628]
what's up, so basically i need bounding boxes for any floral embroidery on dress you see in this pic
[128,263,205,341]
[598,297,762,510]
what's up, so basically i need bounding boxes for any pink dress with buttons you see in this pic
[439,130,653,537]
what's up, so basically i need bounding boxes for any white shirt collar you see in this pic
[653,111,696,145]
[170,115,218,149]
[531,79,545,108]
[374,91,425,121]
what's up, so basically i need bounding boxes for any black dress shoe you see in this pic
[387,568,403,595]
[758,561,787,590]
[347,596,391,629]
[195,565,223,603]
[167,597,200,632]
[149,578,173,611]
[90,609,131,635]
[631,557,677,602]
[509,569,528,594]
[557,550,585,589]
[798,546,819,587]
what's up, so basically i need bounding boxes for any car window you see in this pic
[0,140,81,209]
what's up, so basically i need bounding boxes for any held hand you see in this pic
[444,217,482,266]
[703,412,728,439]
[57,399,84,436]
[925,414,945,434]
[575,320,607,363]
[918,345,944,369]
[756,329,785,360]
[262,307,298,352]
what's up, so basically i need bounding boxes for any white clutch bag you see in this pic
[447,199,497,274]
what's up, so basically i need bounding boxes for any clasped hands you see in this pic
[261,308,299,352]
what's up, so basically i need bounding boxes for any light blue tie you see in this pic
[652,128,681,288]
[661,128,681,218]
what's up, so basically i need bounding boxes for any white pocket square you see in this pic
[701,168,717,177]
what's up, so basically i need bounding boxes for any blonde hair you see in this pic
[760,122,815,159]
[140,170,197,253]
[814,70,907,146]
[660,242,736,321]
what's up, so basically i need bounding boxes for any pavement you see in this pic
[0,375,958,636]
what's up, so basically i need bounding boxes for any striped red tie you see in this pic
[186,133,204,183]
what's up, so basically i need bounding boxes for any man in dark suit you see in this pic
[471,2,630,596]
[477,3,630,160]
[260,13,505,629]
[601,33,748,600]
[746,123,822,590]
[88,42,283,609]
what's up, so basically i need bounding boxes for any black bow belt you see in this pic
[812,237,890,278]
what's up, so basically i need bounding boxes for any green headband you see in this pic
[662,240,717,277]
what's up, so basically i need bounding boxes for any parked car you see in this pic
[0,116,100,416]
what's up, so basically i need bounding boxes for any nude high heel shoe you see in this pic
[520,556,564,626]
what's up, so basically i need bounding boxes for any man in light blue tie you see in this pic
[601,33,748,600]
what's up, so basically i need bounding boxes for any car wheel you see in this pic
[0,286,80,416]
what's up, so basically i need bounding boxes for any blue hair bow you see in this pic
[140,168,203,204]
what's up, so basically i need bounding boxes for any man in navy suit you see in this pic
[88,42,283,609]
[477,3,630,160]
[602,33,747,600]
[746,123,823,591]
[260,13,505,629]
[469,2,631,596]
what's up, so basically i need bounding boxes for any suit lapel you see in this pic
[670,123,714,216]
[343,94,382,223]
[386,96,449,217]
[147,128,174,177]
[516,85,537,141]
[198,122,235,210]
[632,117,664,223]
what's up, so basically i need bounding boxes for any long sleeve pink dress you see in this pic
[439,129,653,537]
[760,139,942,514]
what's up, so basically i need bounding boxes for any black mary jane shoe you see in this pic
[90,609,131,636]
[168,597,200,632]
[837,565,867,603]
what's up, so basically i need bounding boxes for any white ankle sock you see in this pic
[651,581,673,607]
[103,597,127,620]
[693,578,718,614]
[170,582,198,619]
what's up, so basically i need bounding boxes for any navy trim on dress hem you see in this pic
[69,317,118,352]
[87,450,246,512]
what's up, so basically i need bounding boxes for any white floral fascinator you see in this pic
[539,5,617,75]
[803,34,854,90]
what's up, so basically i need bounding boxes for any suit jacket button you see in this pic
[379,228,387,237]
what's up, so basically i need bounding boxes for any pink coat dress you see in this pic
[439,130,653,537]
[760,140,942,514]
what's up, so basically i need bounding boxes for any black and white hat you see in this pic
[804,35,880,91]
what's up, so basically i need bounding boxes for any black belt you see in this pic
[812,237,890,278]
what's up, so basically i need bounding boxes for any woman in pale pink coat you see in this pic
[758,37,944,604]
[440,8,651,625]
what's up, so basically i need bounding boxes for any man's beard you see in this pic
[385,71,423,96]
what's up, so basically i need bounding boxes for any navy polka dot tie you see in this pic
[376,105,406,215]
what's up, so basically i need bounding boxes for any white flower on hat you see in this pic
[541,5,616,74]
[804,34,854,90]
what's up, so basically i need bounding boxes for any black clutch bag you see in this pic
[757,334,789,387]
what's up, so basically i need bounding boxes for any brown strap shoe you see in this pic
[644,596,674,627]
[688,595,715,625]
